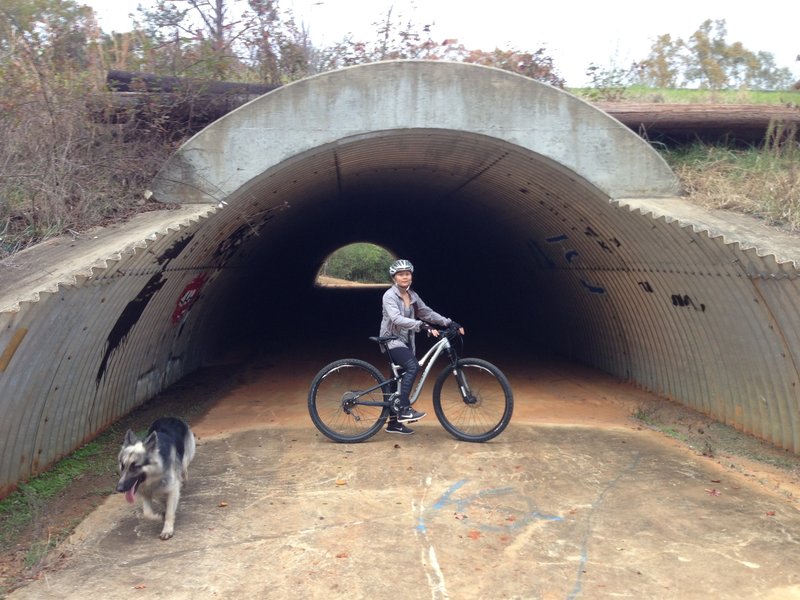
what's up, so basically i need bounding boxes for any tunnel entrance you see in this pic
[5,60,800,497]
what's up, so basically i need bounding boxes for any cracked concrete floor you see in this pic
[9,355,800,600]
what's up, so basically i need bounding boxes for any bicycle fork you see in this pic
[446,349,477,405]
[450,367,476,404]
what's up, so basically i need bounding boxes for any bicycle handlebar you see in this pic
[370,324,462,347]
[425,322,463,339]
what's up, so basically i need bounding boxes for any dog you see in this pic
[116,417,196,540]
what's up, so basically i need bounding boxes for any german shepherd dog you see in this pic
[116,417,196,540]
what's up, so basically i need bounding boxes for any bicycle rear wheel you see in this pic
[432,358,513,442]
[308,358,391,443]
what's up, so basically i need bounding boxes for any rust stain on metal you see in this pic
[0,327,28,372]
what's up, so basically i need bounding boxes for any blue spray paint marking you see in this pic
[417,480,468,532]
[416,480,562,534]
[580,279,605,294]
[432,479,468,510]
[566,452,642,600]
[545,234,569,243]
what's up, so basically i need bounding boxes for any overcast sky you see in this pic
[83,0,799,87]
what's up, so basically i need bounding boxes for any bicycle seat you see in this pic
[369,335,398,344]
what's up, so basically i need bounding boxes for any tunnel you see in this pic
[2,60,800,496]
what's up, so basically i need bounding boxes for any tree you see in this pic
[131,0,314,84]
[635,19,794,90]
[243,0,314,84]
[463,48,564,88]
[322,243,394,283]
[0,0,174,258]
[683,19,729,89]
[316,7,562,87]
[745,51,793,90]
[0,0,101,77]
[639,34,683,88]
[134,0,253,79]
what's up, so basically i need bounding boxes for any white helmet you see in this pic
[389,259,414,276]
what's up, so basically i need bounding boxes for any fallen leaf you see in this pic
[710,479,721,483]
[705,488,721,496]
[218,501,228,507]
[133,584,147,590]
[766,511,776,516]
[336,552,349,559]
[335,479,347,486]
[467,530,481,540]
[454,512,468,520]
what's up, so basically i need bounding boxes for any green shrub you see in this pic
[321,243,394,283]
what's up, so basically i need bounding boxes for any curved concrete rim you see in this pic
[150,60,680,205]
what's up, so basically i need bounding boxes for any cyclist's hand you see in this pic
[420,323,439,337]
[449,321,465,335]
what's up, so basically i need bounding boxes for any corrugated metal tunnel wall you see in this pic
[1,61,799,496]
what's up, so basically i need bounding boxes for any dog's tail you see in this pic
[181,429,196,483]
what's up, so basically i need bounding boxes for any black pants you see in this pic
[387,345,419,409]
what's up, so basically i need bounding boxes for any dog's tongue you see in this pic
[125,479,138,504]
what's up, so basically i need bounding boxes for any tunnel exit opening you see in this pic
[315,242,396,287]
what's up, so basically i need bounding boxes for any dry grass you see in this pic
[664,129,800,229]
[0,79,182,260]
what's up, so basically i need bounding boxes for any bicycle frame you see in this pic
[348,334,459,408]
[403,334,456,406]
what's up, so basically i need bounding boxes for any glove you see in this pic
[449,321,462,331]
[419,323,432,334]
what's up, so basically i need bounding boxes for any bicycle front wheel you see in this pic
[432,358,513,442]
[308,359,391,443]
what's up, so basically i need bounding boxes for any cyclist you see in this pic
[380,259,462,435]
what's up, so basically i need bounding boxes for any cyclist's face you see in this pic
[393,270,412,287]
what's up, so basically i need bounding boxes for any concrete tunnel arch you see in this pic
[2,60,800,496]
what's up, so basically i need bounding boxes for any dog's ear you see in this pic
[143,431,159,452]
[123,429,138,446]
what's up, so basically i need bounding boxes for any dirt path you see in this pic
[2,351,800,598]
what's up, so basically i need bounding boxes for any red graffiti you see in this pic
[172,274,208,323]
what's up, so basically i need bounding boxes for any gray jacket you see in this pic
[380,285,451,354]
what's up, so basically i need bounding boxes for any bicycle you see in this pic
[307,324,513,443]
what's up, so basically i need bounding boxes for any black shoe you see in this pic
[396,407,426,423]
[386,421,414,435]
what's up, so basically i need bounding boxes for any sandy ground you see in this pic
[4,349,800,599]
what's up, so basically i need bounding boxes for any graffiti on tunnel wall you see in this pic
[172,274,208,324]
[533,218,710,313]
[538,230,607,295]
[96,234,195,385]
[671,294,706,312]
[95,207,283,385]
